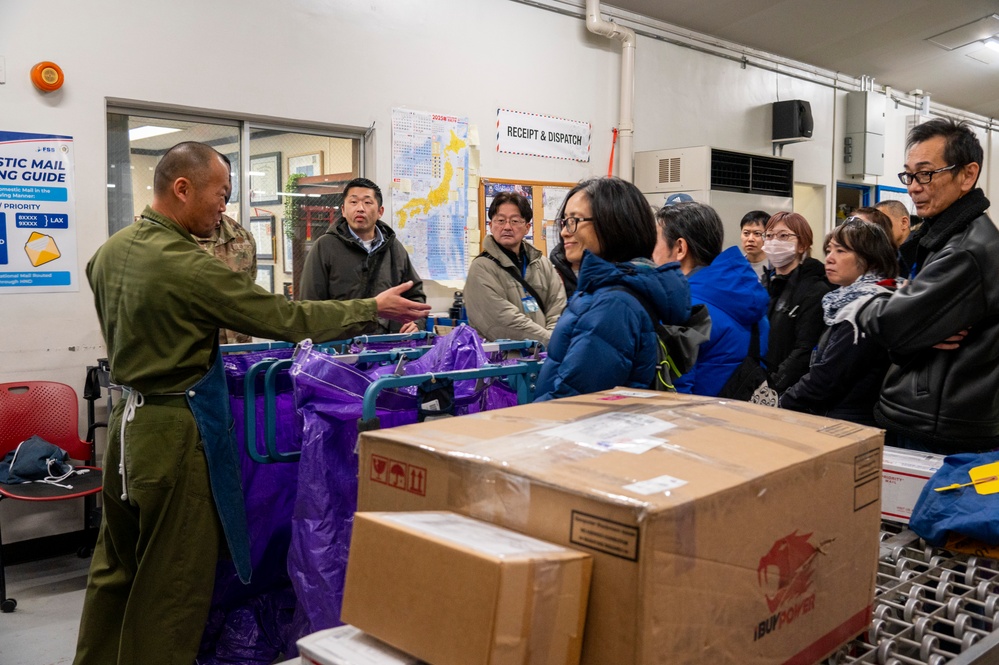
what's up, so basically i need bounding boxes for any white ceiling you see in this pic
[607,0,999,119]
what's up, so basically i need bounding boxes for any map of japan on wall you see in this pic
[391,108,470,280]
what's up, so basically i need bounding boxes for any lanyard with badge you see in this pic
[519,253,540,313]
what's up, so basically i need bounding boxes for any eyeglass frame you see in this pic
[763,231,798,242]
[490,216,528,228]
[897,164,959,186]
[555,216,595,234]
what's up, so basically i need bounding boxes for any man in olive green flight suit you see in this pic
[75,142,430,665]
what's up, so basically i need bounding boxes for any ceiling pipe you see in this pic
[585,0,636,182]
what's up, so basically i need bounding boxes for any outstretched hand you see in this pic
[374,281,432,323]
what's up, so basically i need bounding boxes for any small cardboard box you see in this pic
[298,625,422,665]
[881,446,945,524]
[342,511,592,665]
[356,389,883,665]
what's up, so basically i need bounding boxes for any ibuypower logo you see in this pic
[753,531,819,642]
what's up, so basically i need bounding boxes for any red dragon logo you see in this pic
[757,530,818,613]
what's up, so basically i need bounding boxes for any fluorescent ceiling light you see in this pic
[276,192,305,197]
[928,14,999,50]
[128,125,182,141]
[247,171,266,177]
[985,37,999,52]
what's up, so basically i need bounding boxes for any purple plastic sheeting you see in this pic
[286,325,517,644]
[198,347,301,664]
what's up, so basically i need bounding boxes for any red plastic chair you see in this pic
[0,381,103,613]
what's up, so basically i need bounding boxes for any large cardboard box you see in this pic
[357,389,883,665]
[342,511,591,665]
[881,447,945,524]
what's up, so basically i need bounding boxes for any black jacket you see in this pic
[781,297,893,427]
[858,189,999,452]
[763,257,833,394]
[299,218,426,333]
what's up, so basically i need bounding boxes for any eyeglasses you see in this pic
[490,217,527,228]
[764,232,798,242]
[556,216,594,233]
[741,230,764,239]
[897,164,958,186]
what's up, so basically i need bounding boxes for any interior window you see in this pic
[106,109,361,296]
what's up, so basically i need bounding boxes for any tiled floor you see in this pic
[0,552,89,665]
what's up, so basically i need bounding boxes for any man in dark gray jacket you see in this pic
[300,178,426,333]
[858,119,999,454]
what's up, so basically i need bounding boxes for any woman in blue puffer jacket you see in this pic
[533,177,690,401]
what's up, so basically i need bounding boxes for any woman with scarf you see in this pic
[761,212,833,394]
[533,177,690,401]
[780,219,899,425]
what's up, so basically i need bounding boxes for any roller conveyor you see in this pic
[826,522,999,665]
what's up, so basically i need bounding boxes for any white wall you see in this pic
[0,0,996,542]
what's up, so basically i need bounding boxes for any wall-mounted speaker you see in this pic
[772,100,813,141]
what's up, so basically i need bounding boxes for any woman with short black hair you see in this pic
[780,219,899,425]
[533,177,690,400]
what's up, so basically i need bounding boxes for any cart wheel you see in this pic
[1,598,16,613]
[77,545,92,558]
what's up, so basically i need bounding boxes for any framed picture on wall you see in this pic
[288,152,323,177]
[284,234,293,274]
[249,152,281,205]
[255,265,274,293]
[249,215,275,260]
[225,152,240,203]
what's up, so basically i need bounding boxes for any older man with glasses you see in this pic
[857,118,999,454]
[464,191,566,346]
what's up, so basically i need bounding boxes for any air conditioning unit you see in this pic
[906,114,932,137]
[635,146,794,249]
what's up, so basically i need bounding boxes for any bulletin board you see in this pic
[478,177,576,255]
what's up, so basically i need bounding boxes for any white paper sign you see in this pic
[496,108,590,162]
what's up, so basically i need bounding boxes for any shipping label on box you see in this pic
[881,447,945,524]
[357,390,883,665]
[342,511,591,665]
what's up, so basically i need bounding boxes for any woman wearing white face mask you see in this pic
[761,211,833,394]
